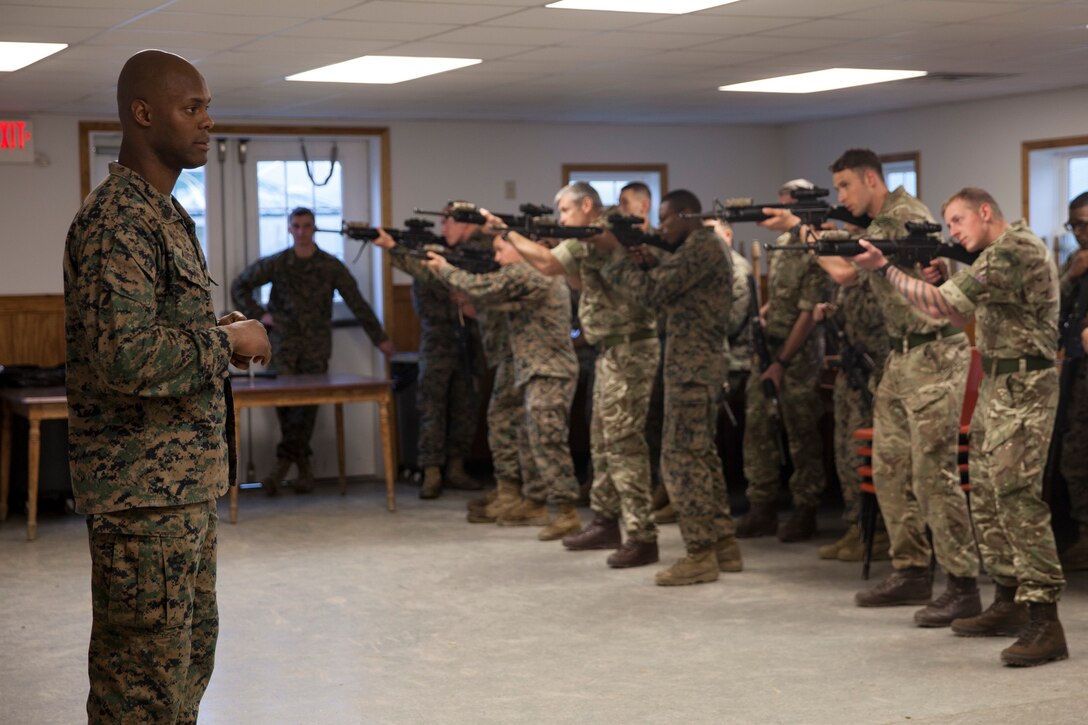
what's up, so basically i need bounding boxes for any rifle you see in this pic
[824,313,875,408]
[747,272,794,476]
[330,218,499,273]
[608,214,675,253]
[1044,271,1088,501]
[765,221,980,267]
[682,187,873,228]
[414,201,552,228]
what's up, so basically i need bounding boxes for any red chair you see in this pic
[853,348,983,579]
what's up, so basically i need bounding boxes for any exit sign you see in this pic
[0,119,35,163]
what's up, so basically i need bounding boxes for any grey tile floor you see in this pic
[2,480,1087,725]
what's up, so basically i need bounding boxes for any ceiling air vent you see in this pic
[921,72,1016,82]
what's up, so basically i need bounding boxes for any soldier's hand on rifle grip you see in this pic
[760,360,785,391]
[921,259,948,284]
[758,207,801,232]
[422,250,449,271]
[373,228,397,250]
[590,229,621,252]
[851,239,887,270]
[812,302,829,322]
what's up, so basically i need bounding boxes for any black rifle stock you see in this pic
[1044,273,1088,501]
[747,273,794,476]
[765,221,980,267]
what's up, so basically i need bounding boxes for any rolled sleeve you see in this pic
[940,272,981,317]
[551,238,583,276]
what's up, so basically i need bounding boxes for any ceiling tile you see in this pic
[426,25,599,45]
[280,19,459,41]
[840,0,1033,23]
[480,7,662,30]
[84,29,254,51]
[630,13,806,35]
[331,2,525,25]
[123,12,308,36]
[165,0,362,16]
[0,5,136,29]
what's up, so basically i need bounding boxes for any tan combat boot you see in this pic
[652,502,677,524]
[419,466,442,500]
[716,536,744,572]
[1000,602,1069,667]
[444,457,482,490]
[837,528,891,562]
[818,524,859,559]
[467,489,498,513]
[497,498,550,527]
[295,459,316,494]
[654,548,720,586]
[264,459,292,498]
[538,502,581,541]
[467,481,520,524]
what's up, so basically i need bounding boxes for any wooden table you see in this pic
[0,374,397,540]
[0,386,68,541]
[229,373,397,523]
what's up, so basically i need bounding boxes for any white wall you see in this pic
[780,87,1088,236]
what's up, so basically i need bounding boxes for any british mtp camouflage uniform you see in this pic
[863,188,978,578]
[231,246,388,463]
[940,220,1064,603]
[437,262,580,505]
[743,231,828,508]
[1057,255,1088,531]
[553,233,660,542]
[65,162,234,723]
[601,228,735,553]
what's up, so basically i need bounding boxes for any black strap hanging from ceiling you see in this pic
[299,137,338,186]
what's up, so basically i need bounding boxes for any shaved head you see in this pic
[118,50,203,126]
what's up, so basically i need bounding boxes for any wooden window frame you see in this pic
[879,151,921,199]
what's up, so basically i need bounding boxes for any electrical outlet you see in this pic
[504,180,516,199]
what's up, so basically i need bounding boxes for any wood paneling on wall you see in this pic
[0,295,65,367]
[391,284,420,353]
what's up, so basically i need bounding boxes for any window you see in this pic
[880,152,920,198]
[562,163,667,227]
[1024,136,1088,263]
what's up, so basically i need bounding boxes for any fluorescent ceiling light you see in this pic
[546,0,740,14]
[286,55,481,84]
[0,41,67,72]
[719,67,927,94]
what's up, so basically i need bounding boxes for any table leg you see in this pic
[26,417,40,541]
[335,403,346,495]
[230,406,241,524]
[379,391,396,512]
[1,407,11,523]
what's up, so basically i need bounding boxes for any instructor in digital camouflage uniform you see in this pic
[1055,191,1088,570]
[765,150,980,627]
[854,187,1068,667]
[422,229,582,541]
[231,206,393,494]
[504,182,661,568]
[736,178,828,542]
[596,189,740,585]
[65,50,271,723]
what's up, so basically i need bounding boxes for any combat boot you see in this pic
[264,458,291,498]
[839,528,891,563]
[562,513,621,550]
[716,535,744,572]
[818,524,859,560]
[419,466,442,499]
[913,574,982,628]
[295,458,316,494]
[467,482,519,524]
[444,457,482,491]
[607,540,659,568]
[466,489,497,513]
[496,498,549,527]
[652,502,677,524]
[654,548,719,586]
[735,502,777,538]
[854,566,932,607]
[1000,602,1069,667]
[1059,537,1088,571]
[777,504,817,542]
[538,503,582,541]
[951,584,1028,637]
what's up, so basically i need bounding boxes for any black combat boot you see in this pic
[951,583,1028,637]
[913,574,982,627]
[736,502,777,538]
[855,566,932,607]
[777,505,817,542]
[606,540,660,568]
[1000,602,1069,667]
[562,513,621,550]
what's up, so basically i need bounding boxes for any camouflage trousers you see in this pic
[971,368,1064,603]
[833,373,873,522]
[86,501,218,724]
[872,337,978,576]
[272,344,329,463]
[645,345,666,489]
[417,325,482,468]
[487,357,523,488]
[743,346,826,507]
[519,375,579,505]
[663,380,735,552]
[1059,360,1088,528]
[588,337,660,543]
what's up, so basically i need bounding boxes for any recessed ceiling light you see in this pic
[719,68,927,94]
[546,0,740,14]
[286,55,482,85]
[0,41,67,72]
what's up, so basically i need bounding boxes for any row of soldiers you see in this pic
[379,147,1084,669]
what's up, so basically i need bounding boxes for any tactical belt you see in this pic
[889,324,962,353]
[981,355,1053,376]
[597,329,656,352]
